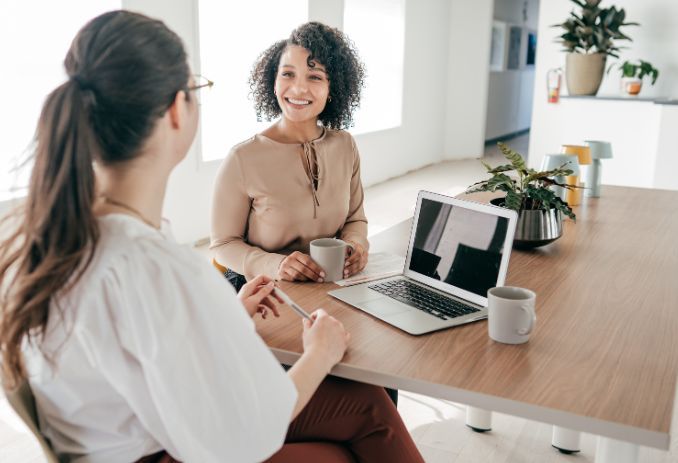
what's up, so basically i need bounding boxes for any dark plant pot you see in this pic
[491,198,563,249]
[565,52,606,96]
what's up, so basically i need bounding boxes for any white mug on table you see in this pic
[310,238,351,282]
[487,286,537,344]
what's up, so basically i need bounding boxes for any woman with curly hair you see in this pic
[210,22,370,289]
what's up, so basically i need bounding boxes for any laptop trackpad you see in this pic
[360,299,410,317]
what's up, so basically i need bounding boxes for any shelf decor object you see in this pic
[584,140,614,197]
[608,60,659,96]
[561,144,591,195]
[554,0,638,96]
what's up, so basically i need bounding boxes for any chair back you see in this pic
[212,258,228,274]
[4,380,61,463]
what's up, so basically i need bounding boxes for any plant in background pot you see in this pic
[608,60,659,96]
[467,143,577,249]
[554,0,638,96]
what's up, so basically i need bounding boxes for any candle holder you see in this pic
[584,141,613,197]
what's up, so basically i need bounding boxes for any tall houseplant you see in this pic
[467,143,577,248]
[554,0,637,96]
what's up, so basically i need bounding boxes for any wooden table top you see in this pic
[254,186,678,449]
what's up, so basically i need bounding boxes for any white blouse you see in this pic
[23,214,297,463]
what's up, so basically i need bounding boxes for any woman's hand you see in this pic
[302,309,350,370]
[278,251,325,282]
[343,242,368,278]
[237,275,283,319]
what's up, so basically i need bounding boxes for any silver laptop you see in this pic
[329,191,518,335]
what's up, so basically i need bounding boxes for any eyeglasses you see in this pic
[188,74,214,92]
[186,74,214,103]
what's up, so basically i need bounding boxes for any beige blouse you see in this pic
[210,129,369,280]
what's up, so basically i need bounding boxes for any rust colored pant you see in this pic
[138,376,423,463]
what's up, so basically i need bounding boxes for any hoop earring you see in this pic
[327,95,332,102]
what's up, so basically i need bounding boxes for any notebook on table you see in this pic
[329,191,518,335]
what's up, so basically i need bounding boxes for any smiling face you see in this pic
[274,45,330,124]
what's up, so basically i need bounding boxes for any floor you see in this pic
[3,133,678,462]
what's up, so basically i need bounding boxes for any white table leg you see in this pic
[596,437,639,463]
[465,406,492,432]
[551,426,581,453]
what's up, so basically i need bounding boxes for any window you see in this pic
[343,0,404,135]
[0,1,120,201]
[197,0,308,162]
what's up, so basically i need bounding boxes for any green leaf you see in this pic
[486,173,517,193]
[554,199,577,221]
[554,1,638,57]
[466,180,489,191]
[466,185,489,194]
[497,142,527,171]
[486,164,515,174]
[524,166,572,185]
[525,186,576,221]
[504,190,524,211]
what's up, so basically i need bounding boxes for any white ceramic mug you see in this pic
[310,238,348,282]
[487,286,537,344]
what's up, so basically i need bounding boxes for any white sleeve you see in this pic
[87,239,297,462]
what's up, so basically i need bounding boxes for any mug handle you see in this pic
[517,304,536,335]
[344,241,356,255]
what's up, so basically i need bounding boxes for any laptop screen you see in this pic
[408,198,510,297]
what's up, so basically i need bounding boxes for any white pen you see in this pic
[274,287,313,321]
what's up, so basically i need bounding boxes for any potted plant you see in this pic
[467,143,577,249]
[554,0,637,96]
[608,60,659,95]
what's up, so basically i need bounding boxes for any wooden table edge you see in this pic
[272,349,672,450]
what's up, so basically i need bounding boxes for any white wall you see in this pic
[356,0,451,184]
[485,67,535,140]
[484,0,539,141]
[653,106,678,190]
[122,0,210,245]
[443,0,493,159]
[596,2,678,98]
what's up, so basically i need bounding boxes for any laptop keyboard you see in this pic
[368,279,481,320]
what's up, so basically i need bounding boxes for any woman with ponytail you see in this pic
[0,10,423,463]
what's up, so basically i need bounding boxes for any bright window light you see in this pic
[0,2,120,201]
[343,0,404,135]
[198,0,308,162]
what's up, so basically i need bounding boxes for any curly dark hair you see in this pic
[249,22,366,130]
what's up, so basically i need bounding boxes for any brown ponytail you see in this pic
[0,10,189,388]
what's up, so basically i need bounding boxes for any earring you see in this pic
[327,95,332,102]
[273,88,277,96]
